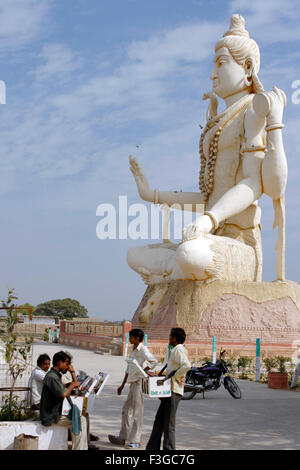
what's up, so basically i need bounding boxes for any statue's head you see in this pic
[211,14,263,99]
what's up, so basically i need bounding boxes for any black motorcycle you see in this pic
[182,349,241,400]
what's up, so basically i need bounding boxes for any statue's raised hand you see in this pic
[182,215,213,241]
[129,156,154,202]
[203,92,218,120]
[253,86,286,125]
[267,86,286,125]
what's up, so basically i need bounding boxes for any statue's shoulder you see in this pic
[243,93,255,114]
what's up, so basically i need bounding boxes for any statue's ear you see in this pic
[244,58,254,86]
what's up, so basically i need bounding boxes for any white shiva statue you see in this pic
[128,14,287,285]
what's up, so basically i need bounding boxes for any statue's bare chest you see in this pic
[199,110,245,201]
[203,112,243,160]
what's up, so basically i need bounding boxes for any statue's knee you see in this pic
[176,242,197,272]
[176,239,214,273]
[127,247,142,269]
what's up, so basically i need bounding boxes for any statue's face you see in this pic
[210,47,248,99]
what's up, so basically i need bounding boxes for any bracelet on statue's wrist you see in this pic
[265,123,284,132]
[243,144,266,153]
[204,211,219,230]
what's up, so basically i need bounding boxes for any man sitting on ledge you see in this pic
[28,353,51,411]
[40,350,88,450]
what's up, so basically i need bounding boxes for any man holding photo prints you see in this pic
[108,328,158,449]
[146,327,191,450]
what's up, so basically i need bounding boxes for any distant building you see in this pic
[18,315,58,325]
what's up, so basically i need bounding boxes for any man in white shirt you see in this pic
[290,357,300,388]
[108,329,158,449]
[28,354,51,410]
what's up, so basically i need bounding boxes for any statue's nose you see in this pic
[210,64,217,80]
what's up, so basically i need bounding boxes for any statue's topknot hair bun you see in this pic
[223,14,250,39]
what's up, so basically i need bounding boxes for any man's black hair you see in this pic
[37,354,50,366]
[129,328,144,342]
[52,351,69,366]
[64,350,73,364]
[170,327,186,344]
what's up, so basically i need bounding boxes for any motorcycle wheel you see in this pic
[224,376,242,399]
[182,372,196,401]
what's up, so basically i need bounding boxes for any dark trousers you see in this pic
[146,393,181,450]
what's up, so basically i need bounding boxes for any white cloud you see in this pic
[33,19,221,148]
[0,18,223,192]
[0,0,50,51]
[32,43,83,83]
[230,0,300,42]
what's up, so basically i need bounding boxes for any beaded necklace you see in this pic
[199,123,222,203]
[199,94,253,204]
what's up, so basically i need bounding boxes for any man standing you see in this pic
[146,327,191,450]
[40,350,88,450]
[108,329,158,449]
[290,356,300,388]
[28,354,51,410]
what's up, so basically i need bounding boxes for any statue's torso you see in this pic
[201,96,261,231]
[199,95,262,281]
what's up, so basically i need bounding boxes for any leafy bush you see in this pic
[226,355,237,372]
[276,356,291,373]
[263,356,292,374]
[237,356,253,370]
[260,373,268,384]
[43,332,49,342]
[202,357,211,364]
[263,357,278,373]
[237,356,253,379]
[0,395,33,421]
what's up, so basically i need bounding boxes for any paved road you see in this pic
[33,342,300,450]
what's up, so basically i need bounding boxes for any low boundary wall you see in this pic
[59,320,132,354]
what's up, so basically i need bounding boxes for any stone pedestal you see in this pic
[131,280,300,361]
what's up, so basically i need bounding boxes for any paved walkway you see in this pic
[33,342,300,450]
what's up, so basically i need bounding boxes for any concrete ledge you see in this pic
[0,420,68,450]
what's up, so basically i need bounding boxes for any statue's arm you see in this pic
[209,88,287,226]
[258,87,287,200]
[129,156,205,212]
[156,190,205,211]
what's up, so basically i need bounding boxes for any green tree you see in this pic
[17,303,36,316]
[34,298,88,319]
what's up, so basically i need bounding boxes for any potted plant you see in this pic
[264,356,291,390]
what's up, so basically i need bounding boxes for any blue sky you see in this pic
[0,0,300,320]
